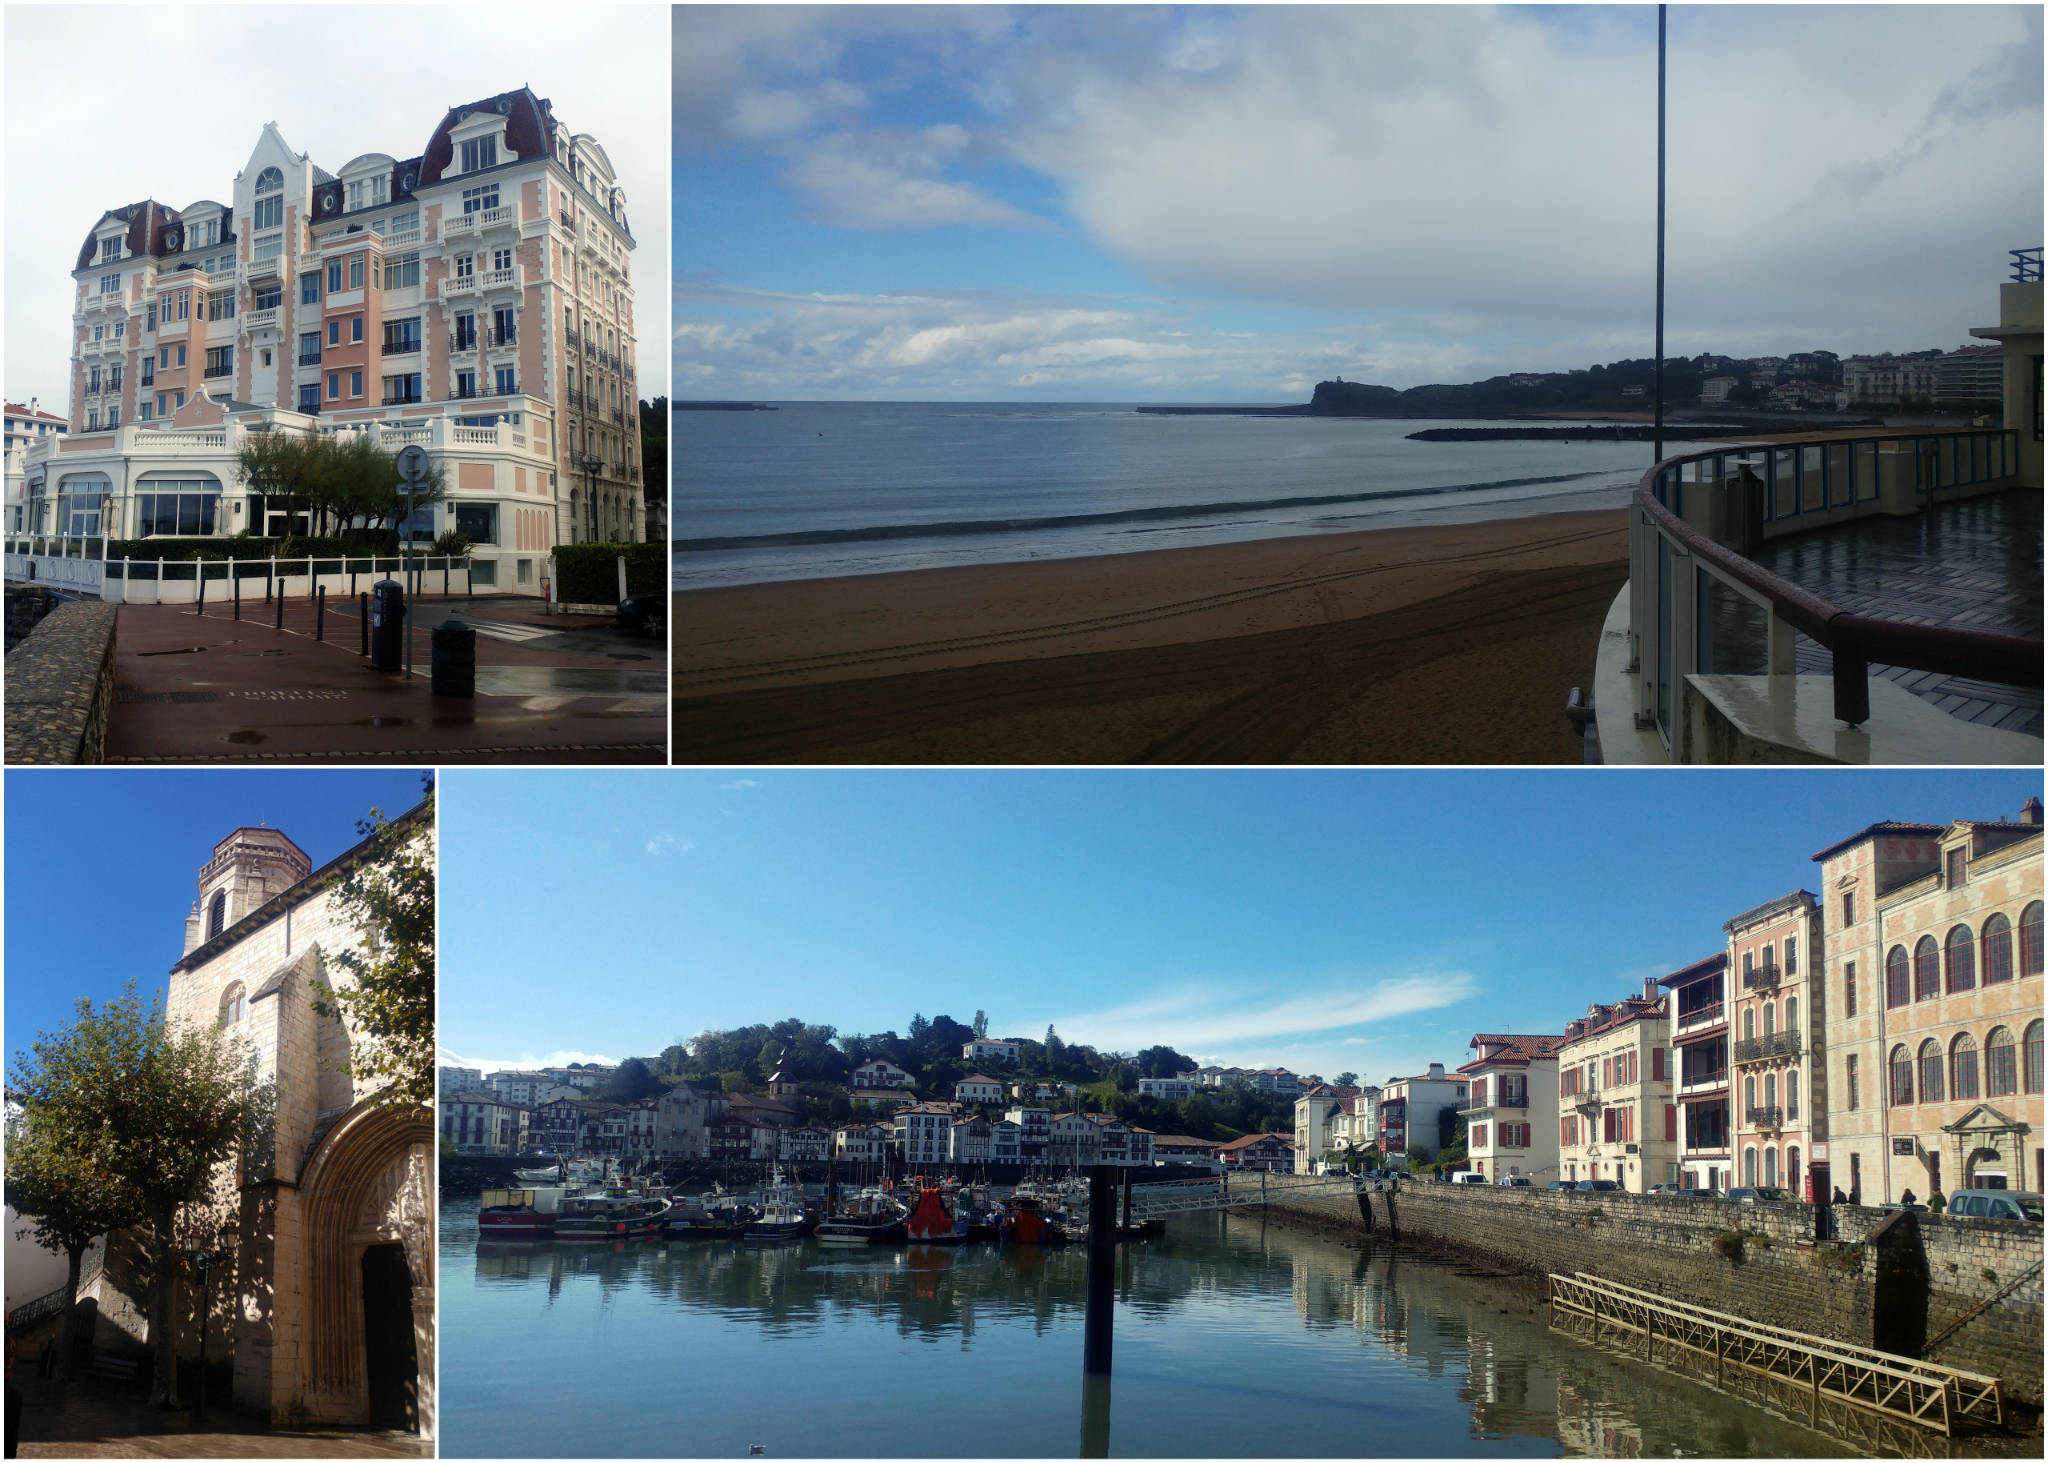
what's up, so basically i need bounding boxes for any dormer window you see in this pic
[99,235,122,262]
[460,135,498,173]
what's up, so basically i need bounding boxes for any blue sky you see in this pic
[674,4,2042,402]
[3,770,427,1082]
[439,768,2043,1085]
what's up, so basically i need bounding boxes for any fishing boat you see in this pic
[903,1182,969,1244]
[513,1162,563,1185]
[664,1186,757,1239]
[479,1184,572,1240]
[815,1185,907,1245]
[743,1169,810,1242]
[553,1177,672,1241]
[999,1188,1067,1246]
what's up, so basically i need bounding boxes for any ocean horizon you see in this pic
[674,400,1707,589]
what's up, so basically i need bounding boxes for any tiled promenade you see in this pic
[1718,490,2043,738]
[15,1381,429,1458]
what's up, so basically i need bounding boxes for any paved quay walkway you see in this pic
[104,593,665,763]
[1724,490,2043,738]
[15,1380,428,1458]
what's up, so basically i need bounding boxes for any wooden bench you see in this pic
[85,1354,141,1386]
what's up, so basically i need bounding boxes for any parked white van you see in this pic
[1945,1190,2042,1223]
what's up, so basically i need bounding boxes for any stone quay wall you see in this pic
[4,600,117,763]
[1260,1174,2042,1407]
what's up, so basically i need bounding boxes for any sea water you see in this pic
[674,402,1707,588]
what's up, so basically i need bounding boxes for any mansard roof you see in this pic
[419,87,555,188]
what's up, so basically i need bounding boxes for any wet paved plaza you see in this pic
[1717,490,2043,738]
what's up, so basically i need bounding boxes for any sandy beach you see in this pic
[673,508,1629,764]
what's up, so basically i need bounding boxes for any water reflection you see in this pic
[444,1206,1849,1458]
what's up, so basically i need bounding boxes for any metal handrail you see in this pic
[1633,436,2041,727]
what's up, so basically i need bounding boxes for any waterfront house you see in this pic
[1293,1084,1363,1173]
[440,1092,525,1156]
[1153,1134,1224,1169]
[1215,1132,1295,1172]
[833,1122,891,1165]
[1459,1035,1566,1183]
[1724,890,1827,1195]
[1005,1105,1051,1160]
[1815,801,2043,1203]
[1137,1073,1200,1101]
[948,1115,992,1164]
[1658,953,1734,1191]
[1082,1112,1153,1166]
[962,1038,1022,1066]
[1376,1065,1470,1161]
[622,1098,659,1161]
[990,1118,1022,1164]
[1250,1068,1308,1096]
[487,1070,578,1107]
[655,1085,720,1160]
[953,1073,1005,1106]
[533,1096,584,1152]
[1047,1112,1100,1169]
[896,1103,961,1168]
[1010,1081,1075,1104]
[851,1059,916,1090]
[1555,984,1675,1192]
[779,1126,831,1164]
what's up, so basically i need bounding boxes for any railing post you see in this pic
[360,592,369,656]
[1766,605,1796,676]
[274,565,284,629]
[234,568,241,621]
[195,565,205,616]
[316,586,326,641]
[1832,634,1870,728]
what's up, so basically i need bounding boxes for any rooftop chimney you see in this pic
[2022,796,2042,827]
[1643,976,1660,1002]
[1427,1062,1444,1080]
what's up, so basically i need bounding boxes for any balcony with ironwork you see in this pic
[1744,1104,1783,1131]
[382,337,422,357]
[1730,1031,1802,1066]
[612,408,625,425]
[381,391,424,407]
[565,326,582,350]
[202,363,234,380]
[485,326,516,350]
[1742,964,1782,991]
[566,388,585,411]
[297,351,321,367]
[449,330,479,354]
[1593,419,2040,765]
[1676,1000,1725,1036]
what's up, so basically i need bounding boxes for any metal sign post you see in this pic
[395,444,429,680]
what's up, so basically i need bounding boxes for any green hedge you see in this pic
[107,531,403,562]
[554,542,665,602]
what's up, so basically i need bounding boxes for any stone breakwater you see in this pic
[5,600,118,763]
[1258,1174,2043,1408]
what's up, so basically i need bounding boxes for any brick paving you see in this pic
[1713,490,2043,737]
[14,1380,428,1458]
[102,592,664,763]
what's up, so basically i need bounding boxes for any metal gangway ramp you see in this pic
[1127,1173,1360,1220]
[1549,1271,2005,1441]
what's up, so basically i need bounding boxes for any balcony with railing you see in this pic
[477,266,519,292]
[1676,1000,1725,1035]
[1744,1104,1783,1131]
[1730,1031,1802,1066]
[1678,1066,1729,1096]
[450,330,479,353]
[477,205,519,233]
[565,326,582,350]
[485,326,517,350]
[245,255,282,286]
[382,337,422,357]
[297,351,321,367]
[202,363,234,380]
[1592,424,2040,764]
[566,389,585,411]
[442,213,477,241]
[383,227,423,250]
[241,307,280,332]
[1742,964,1782,991]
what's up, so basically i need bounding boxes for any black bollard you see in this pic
[265,573,271,604]
[359,592,369,656]
[316,586,326,641]
[195,569,205,616]
[1079,1374,1112,1459]
[234,573,241,621]
[274,579,284,629]
[1083,1166,1117,1376]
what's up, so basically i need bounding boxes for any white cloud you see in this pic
[439,1047,618,1073]
[645,833,693,856]
[1047,971,1477,1058]
[720,778,760,792]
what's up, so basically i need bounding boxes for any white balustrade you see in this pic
[442,214,477,239]
[242,307,280,331]
[478,266,519,291]
[478,205,517,231]
[383,227,423,248]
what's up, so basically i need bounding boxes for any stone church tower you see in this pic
[767,1046,799,1101]
[149,806,437,1438]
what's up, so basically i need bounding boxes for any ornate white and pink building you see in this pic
[22,88,641,593]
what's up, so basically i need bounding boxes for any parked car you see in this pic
[1497,1176,1534,1188]
[1646,1183,1684,1195]
[617,592,665,639]
[1450,1171,1487,1185]
[1544,1180,1574,1191]
[1725,1186,1794,1204]
[1573,1179,1620,1193]
[1944,1191,2042,1223]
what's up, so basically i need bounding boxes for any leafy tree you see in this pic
[1044,1025,1064,1072]
[1334,1071,1359,1088]
[3,1112,145,1381]
[11,982,253,1408]
[602,1057,662,1104]
[1136,1045,1194,1080]
[972,1010,989,1040]
[233,429,446,541]
[312,778,435,1110]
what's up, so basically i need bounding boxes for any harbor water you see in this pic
[674,403,1714,587]
[438,1199,1848,1458]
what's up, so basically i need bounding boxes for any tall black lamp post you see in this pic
[580,453,603,544]
[188,1224,237,1424]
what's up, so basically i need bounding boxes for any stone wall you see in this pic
[1261,1174,2042,1406]
[4,600,117,763]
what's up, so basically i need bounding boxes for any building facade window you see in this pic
[1913,936,1940,1001]
[219,980,246,1027]
[2025,1021,2044,1096]
[301,273,321,304]
[1889,1045,1913,1106]
[494,365,516,394]
[1982,913,2013,983]
[2021,902,2043,976]
[385,252,419,289]
[1952,1034,1979,1101]
[1946,925,1976,993]
[208,891,228,939]
[1845,1053,1859,1111]
[462,181,499,213]
[1885,946,1909,1007]
[1945,847,1967,887]
[1917,1040,1945,1104]
[460,136,498,174]
[1986,1027,2017,1098]
[1844,961,1857,1016]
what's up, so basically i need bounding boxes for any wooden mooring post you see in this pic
[1083,1166,1116,1376]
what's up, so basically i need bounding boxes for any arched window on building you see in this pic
[1743,1147,1758,1186]
[207,889,227,939]
[1786,1145,1801,1196]
[2025,1021,2044,1096]
[1764,1071,1778,1112]
[1917,1039,1945,1104]
[1951,1033,1980,1101]
[1889,1044,1914,1106]
[1885,946,1911,1007]
[1763,1002,1776,1038]
[1913,936,1941,1001]
[219,981,247,1028]
[1764,1147,1778,1186]
[256,166,283,193]
[1945,924,1976,993]
[1986,1027,2017,1098]
[1743,1007,1755,1042]
[1744,1073,1757,1112]
[2021,902,2044,977]
[1785,994,1797,1033]
[1787,1069,1800,1120]
[1982,913,2013,984]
